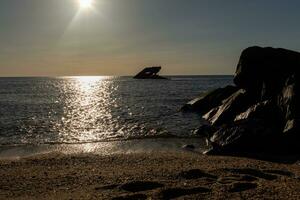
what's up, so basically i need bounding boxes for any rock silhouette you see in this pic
[183,46,300,155]
[181,85,238,114]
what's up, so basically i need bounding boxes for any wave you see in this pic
[0,134,205,147]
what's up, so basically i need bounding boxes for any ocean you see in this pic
[0,76,233,157]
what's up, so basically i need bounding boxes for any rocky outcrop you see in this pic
[203,89,253,125]
[234,46,300,100]
[185,46,300,155]
[181,85,238,114]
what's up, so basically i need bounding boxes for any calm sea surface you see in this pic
[0,76,232,152]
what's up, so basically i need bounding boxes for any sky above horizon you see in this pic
[1,0,300,76]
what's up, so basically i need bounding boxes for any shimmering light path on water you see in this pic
[0,76,232,146]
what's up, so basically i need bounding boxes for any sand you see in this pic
[0,151,299,200]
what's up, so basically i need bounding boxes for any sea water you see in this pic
[0,76,232,158]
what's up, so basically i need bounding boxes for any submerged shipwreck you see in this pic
[134,66,167,79]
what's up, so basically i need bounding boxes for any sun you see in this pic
[79,0,93,9]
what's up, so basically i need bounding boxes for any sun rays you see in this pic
[78,0,94,10]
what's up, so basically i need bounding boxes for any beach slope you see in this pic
[0,152,299,199]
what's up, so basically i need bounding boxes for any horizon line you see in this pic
[0,74,234,78]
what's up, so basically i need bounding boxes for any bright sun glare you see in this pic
[79,0,93,9]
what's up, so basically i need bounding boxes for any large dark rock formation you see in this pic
[234,46,300,101]
[181,85,238,114]
[184,46,300,155]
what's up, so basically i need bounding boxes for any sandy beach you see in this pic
[0,151,299,200]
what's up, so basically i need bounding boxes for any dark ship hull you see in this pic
[134,66,168,79]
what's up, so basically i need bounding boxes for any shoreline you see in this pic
[0,138,206,160]
[1,151,299,199]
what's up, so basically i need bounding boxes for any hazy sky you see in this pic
[1,0,300,76]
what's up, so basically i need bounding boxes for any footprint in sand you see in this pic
[178,169,217,180]
[262,169,294,177]
[217,175,258,184]
[154,187,211,199]
[215,168,295,193]
[112,193,147,200]
[119,181,164,193]
[224,168,278,180]
[228,182,258,193]
[95,184,119,191]
[96,181,164,193]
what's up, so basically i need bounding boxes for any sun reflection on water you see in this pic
[76,76,106,106]
[0,76,233,150]
[57,76,117,144]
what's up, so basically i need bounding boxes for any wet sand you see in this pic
[0,151,300,199]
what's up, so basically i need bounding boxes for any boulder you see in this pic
[277,75,300,150]
[181,85,238,114]
[205,101,282,154]
[278,75,300,133]
[234,46,300,100]
[182,144,196,150]
[203,89,254,126]
[205,119,279,155]
[183,46,300,155]
[206,121,255,154]
[234,100,278,123]
[283,119,299,135]
[194,124,218,137]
